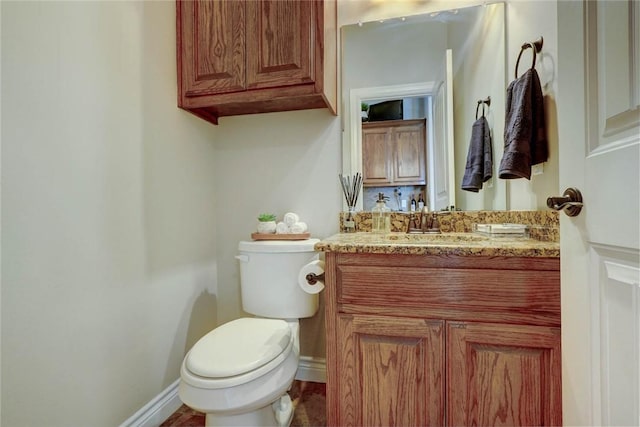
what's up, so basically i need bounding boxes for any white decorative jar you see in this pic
[257,221,277,234]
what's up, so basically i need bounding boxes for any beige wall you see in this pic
[1,2,219,425]
[210,110,342,357]
[504,0,559,209]
[1,0,559,425]
[451,4,507,210]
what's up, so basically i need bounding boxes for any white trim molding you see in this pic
[119,379,182,427]
[295,356,327,383]
[120,357,327,427]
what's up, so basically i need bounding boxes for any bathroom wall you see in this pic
[450,4,507,210]
[503,1,559,210]
[211,110,342,358]
[341,20,448,92]
[1,0,560,425]
[2,2,219,425]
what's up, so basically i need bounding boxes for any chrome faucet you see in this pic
[420,207,441,234]
[406,207,441,234]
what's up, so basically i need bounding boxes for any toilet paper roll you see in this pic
[298,260,325,294]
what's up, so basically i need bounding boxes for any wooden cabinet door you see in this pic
[447,322,562,426]
[245,0,314,90]
[334,314,444,426]
[393,121,426,184]
[362,126,392,185]
[177,0,246,97]
[362,119,426,186]
[177,0,336,124]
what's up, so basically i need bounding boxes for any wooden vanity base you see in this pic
[324,252,561,426]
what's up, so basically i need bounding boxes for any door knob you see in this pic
[547,187,583,217]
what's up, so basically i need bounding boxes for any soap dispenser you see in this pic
[372,192,391,233]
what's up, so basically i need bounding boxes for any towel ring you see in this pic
[515,36,543,79]
[475,96,491,119]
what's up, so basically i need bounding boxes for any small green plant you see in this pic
[258,213,277,222]
[361,102,369,112]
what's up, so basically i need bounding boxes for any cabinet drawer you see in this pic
[336,264,560,324]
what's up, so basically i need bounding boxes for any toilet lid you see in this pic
[185,318,292,378]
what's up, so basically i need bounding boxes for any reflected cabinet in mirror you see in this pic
[342,2,506,212]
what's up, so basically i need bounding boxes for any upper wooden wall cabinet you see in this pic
[176,0,337,125]
[362,119,426,187]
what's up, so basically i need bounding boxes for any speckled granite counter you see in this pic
[314,232,559,258]
[339,210,559,242]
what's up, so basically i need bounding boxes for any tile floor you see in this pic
[160,380,326,427]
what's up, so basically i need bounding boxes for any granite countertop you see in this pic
[314,232,560,258]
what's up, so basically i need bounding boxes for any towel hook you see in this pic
[515,36,543,79]
[475,96,491,119]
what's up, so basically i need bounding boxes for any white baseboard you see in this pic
[295,356,326,383]
[119,379,182,427]
[121,357,326,427]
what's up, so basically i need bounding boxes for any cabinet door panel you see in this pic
[178,0,245,97]
[394,123,426,184]
[245,0,313,89]
[447,322,562,426]
[362,119,426,186]
[362,128,392,185]
[337,314,444,426]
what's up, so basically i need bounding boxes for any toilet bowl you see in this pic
[179,239,321,427]
[179,318,300,426]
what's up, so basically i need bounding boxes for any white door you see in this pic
[431,49,455,211]
[557,1,640,425]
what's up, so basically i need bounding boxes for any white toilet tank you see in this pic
[237,239,321,319]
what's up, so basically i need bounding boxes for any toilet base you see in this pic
[204,393,294,427]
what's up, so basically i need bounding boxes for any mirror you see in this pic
[342,2,506,211]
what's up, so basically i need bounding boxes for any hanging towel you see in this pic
[498,68,548,179]
[461,116,493,192]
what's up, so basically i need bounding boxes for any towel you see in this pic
[290,222,308,234]
[283,212,299,227]
[461,116,493,192]
[499,68,548,179]
[275,221,289,234]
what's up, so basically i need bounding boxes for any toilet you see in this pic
[179,239,321,427]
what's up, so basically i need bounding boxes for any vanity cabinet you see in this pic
[324,252,561,426]
[362,119,426,186]
[336,313,445,425]
[176,0,337,125]
[447,322,561,426]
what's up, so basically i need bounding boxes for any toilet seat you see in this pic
[182,318,295,389]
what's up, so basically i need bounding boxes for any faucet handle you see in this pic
[431,213,440,230]
[420,210,433,231]
[406,212,422,233]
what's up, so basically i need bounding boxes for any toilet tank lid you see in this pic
[186,318,292,378]
[238,238,320,253]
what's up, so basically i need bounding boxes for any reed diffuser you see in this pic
[339,173,362,232]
